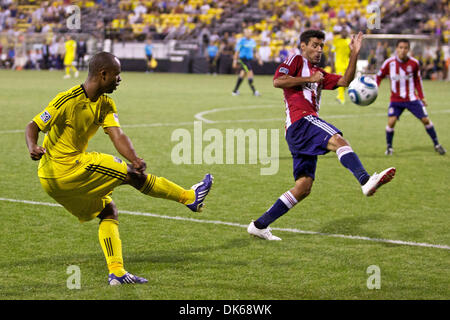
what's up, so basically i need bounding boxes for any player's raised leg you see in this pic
[328,133,395,196]
[125,164,213,212]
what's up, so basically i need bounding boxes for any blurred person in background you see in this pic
[376,39,446,156]
[232,29,263,96]
[63,34,79,79]
[258,40,271,63]
[144,38,156,73]
[332,28,351,104]
[77,37,87,71]
[206,40,219,75]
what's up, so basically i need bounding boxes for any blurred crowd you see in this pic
[0,0,448,79]
[0,33,102,70]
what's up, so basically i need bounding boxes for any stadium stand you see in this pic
[0,0,448,79]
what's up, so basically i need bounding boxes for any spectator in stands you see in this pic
[134,1,147,16]
[26,49,41,70]
[41,39,50,70]
[12,34,27,70]
[432,44,445,80]
[375,41,385,70]
[206,40,219,75]
[197,23,211,55]
[144,38,155,73]
[5,46,14,68]
[337,6,346,19]
[258,40,271,63]
[422,55,434,80]
[278,44,289,63]
[218,32,234,73]
[48,37,59,70]
[77,37,87,71]
[200,2,210,14]
[366,49,377,73]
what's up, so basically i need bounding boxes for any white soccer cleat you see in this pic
[247,221,281,240]
[435,144,446,155]
[74,71,79,78]
[361,167,396,196]
[63,74,71,79]
[231,90,240,96]
[385,147,394,156]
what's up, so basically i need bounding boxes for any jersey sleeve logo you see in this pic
[113,113,119,124]
[279,67,289,74]
[40,111,52,123]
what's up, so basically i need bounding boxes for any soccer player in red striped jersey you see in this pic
[376,39,446,155]
[247,30,396,240]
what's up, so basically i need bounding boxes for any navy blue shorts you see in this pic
[388,100,427,120]
[238,58,253,72]
[286,115,342,180]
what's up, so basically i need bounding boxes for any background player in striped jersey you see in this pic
[25,52,213,285]
[376,39,446,156]
[247,30,395,240]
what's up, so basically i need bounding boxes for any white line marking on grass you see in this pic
[194,105,277,123]
[1,197,449,250]
[3,109,450,134]
[194,106,450,124]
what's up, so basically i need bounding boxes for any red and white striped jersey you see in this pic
[274,54,342,129]
[376,56,424,102]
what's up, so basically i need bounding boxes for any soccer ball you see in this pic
[347,75,378,106]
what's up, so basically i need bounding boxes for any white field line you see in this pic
[4,108,450,134]
[1,197,449,251]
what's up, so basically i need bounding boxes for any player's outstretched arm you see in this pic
[105,126,146,173]
[337,32,363,87]
[273,72,324,88]
[25,121,46,160]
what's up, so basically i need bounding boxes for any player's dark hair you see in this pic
[88,52,119,77]
[300,30,325,45]
[396,39,410,48]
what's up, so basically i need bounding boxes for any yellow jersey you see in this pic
[333,36,351,69]
[64,39,77,58]
[32,85,121,178]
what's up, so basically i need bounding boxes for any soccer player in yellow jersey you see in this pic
[63,35,79,79]
[332,29,351,104]
[25,52,213,285]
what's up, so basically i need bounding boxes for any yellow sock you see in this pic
[98,219,126,277]
[337,86,345,102]
[71,65,78,73]
[140,174,195,205]
[65,66,70,76]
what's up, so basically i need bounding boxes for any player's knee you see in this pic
[98,201,118,221]
[293,177,313,200]
[330,134,349,149]
[388,116,397,127]
[421,117,430,125]
[125,164,147,189]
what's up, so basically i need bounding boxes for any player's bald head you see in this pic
[88,52,121,78]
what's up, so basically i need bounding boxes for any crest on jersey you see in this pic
[407,65,412,73]
[40,111,51,123]
[279,67,289,74]
[113,113,119,124]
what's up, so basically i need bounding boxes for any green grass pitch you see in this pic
[0,69,448,300]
